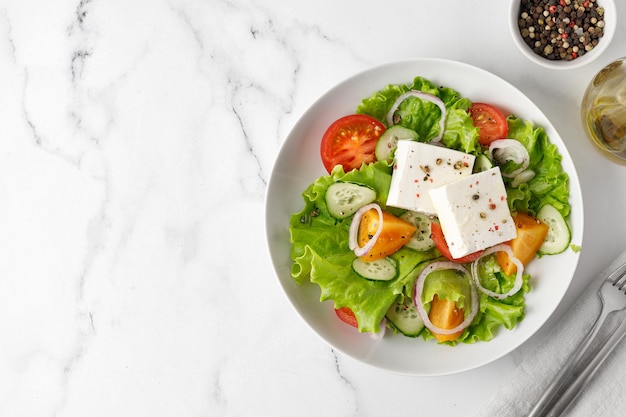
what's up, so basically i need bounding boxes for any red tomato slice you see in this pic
[335,307,358,328]
[468,103,508,146]
[320,114,386,173]
[430,222,483,263]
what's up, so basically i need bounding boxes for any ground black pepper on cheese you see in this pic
[518,0,605,61]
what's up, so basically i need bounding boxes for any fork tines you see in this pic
[609,261,626,292]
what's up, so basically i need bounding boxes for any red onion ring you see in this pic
[386,90,447,142]
[413,261,479,336]
[488,139,530,178]
[511,169,536,188]
[369,318,387,340]
[348,203,383,257]
[470,244,524,300]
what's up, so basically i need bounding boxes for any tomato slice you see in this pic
[430,222,483,263]
[429,295,464,342]
[357,208,416,261]
[496,212,549,275]
[335,307,358,328]
[320,114,386,173]
[468,103,508,146]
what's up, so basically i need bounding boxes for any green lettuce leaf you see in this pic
[505,117,570,217]
[421,269,472,311]
[464,254,530,343]
[356,76,481,154]
[289,162,438,332]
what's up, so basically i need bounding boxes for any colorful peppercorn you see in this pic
[518,0,606,61]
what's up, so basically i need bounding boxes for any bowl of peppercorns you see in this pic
[509,0,616,69]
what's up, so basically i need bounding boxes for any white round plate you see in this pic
[264,58,583,376]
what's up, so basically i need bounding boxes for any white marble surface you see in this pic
[1,0,625,416]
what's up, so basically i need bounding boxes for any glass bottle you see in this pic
[581,57,626,164]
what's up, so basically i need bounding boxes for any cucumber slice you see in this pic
[375,125,418,163]
[325,182,376,219]
[537,204,571,255]
[473,154,493,173]
[352,257,397,281]
[399,211,435,251]
[386,296,424,337]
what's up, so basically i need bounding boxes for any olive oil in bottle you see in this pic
[581,57,626,164]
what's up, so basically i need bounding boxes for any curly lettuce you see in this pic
[357,76,481,154]
[290,162,438,332]
[504,117,570,218]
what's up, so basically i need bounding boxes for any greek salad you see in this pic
[289,76,572,344]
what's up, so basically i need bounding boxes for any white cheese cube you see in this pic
[386,141,475,214]
[429,167,516,259]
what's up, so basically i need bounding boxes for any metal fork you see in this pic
[528,260,626,417]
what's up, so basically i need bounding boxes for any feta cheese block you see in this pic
[429,166,516,259]
[386,141,475,214]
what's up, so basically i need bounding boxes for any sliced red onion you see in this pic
[471,244,524,300]
[386,90,447,142]
[488,139,530,178]
[413,261,479,336]
[369,318,387,340]
[511,169,536,188]
[348,203,383,257]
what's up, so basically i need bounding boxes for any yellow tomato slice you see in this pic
[497,212,549,275]
[357,209,416,261]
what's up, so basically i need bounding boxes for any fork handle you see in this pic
[527,308,608,417]
[543,318,626,416]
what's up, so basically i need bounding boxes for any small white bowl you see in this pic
[509,0,616,70]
